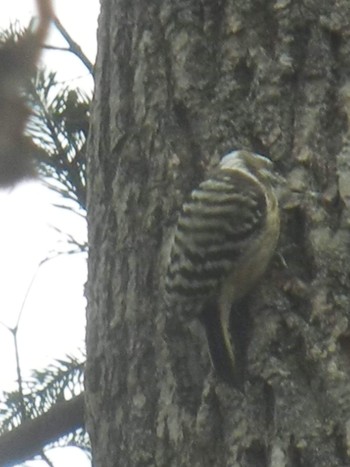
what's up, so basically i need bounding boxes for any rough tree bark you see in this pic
[86,0,350,465]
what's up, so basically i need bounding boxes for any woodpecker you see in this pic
[164,150,281,384]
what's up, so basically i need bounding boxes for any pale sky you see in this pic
[0,1,99,465]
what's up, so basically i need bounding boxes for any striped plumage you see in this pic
[165,150,281,384]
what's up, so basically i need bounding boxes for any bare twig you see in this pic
[53,17,94,74]
[40,450,55,467]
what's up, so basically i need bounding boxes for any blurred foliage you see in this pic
[0,20,90,213]
[0,20,25,43]
[0,17,92,463]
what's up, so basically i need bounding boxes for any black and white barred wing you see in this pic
[164,168,267,306]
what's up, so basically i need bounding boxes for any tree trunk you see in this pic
[85,1,350,465]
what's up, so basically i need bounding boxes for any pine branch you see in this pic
[27,71,89,212]
[0,354,85,432]
[0,393,85,467]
